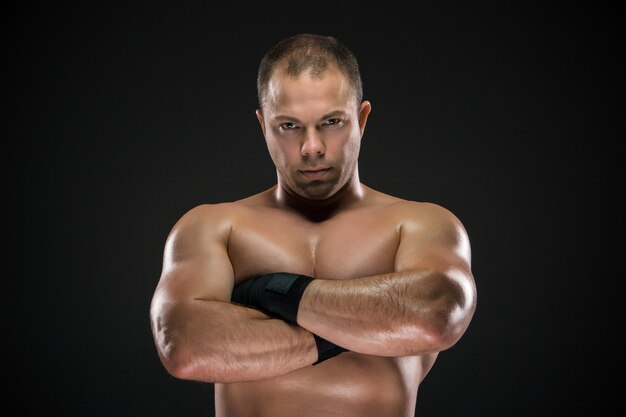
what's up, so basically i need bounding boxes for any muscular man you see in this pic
[150,33,477,417]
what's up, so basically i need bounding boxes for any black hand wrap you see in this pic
[313,333,348,365]
[231,272,349,364]
[231,272,314,324]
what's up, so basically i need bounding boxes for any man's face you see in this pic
[257,65,371,201]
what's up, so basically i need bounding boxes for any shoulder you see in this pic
[363,185,463,225]
[392,200,463,227]
[175,202,237,226]
[167,202,240,247]
[363,186,466,234]
[391,200,471,254]
[169,187,275,236]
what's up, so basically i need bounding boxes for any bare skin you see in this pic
[150,64,476,417]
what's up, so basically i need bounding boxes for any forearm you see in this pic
[297,269,467,356]
[153,299,317,383]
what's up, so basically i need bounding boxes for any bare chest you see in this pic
[227,208,401,284]
[217,203,429,417]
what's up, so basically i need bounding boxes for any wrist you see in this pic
[265,272,314,323]
[231,272,314,324]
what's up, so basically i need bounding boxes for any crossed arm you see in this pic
[150,202,476,383]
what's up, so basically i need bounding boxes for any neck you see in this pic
[273,170,365,221]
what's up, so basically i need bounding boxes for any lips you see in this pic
[300,167,331,179]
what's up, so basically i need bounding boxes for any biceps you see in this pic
[394,231,471,273]
[158,242,235,303]
[394,213,472,274]
[395,244,460,273]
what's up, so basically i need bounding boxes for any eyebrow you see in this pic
[271,110,347,123]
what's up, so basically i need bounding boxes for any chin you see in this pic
[298,185,338,200]
[286,175,341,200]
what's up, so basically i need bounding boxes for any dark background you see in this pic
[9,2,621,416]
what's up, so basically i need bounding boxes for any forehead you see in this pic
[265,65,356,117]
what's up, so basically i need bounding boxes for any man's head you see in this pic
[256,33,371,201]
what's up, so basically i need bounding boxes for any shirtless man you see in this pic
[150,33,477,417]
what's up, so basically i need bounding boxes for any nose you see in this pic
[301,129,325,157]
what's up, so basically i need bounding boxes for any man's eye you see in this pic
[280,122,297,130]
[324,118,343,126]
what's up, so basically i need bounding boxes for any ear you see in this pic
[256,109,266,137]
[358,100,371,137]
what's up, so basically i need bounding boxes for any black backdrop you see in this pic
[9,2,622,416]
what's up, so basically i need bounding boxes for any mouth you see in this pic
[300,167,332,179]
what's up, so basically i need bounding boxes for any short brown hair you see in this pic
[257,33,363,111]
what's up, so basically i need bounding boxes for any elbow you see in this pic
[414,269,477,352]
[428,306,475,352]
[153,323,224,383]
[157,341,230,383]
[151,313,197,381]
[150,299,222,383]
[160,350,241,384]
[414,307,474,353]
[156,343,197,381]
